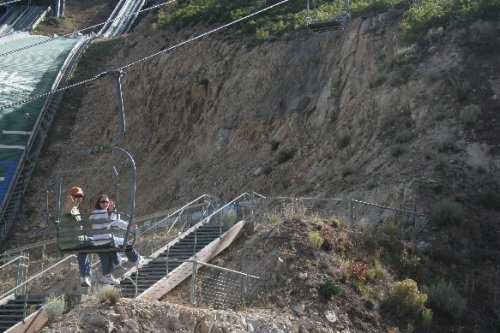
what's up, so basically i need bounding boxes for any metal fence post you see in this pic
[349,199,354,229]
[191,261,197,306]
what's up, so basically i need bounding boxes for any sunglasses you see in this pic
[100,200,110,204]
[72,195,84,198]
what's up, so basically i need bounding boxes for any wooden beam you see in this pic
[138,221,245,300]
[5,307,49,333]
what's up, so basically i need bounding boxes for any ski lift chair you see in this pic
[53,145,137,254]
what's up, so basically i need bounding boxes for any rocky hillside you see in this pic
[4,0,500,332]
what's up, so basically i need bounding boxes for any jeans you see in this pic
[77,253,91,277]
[98,237,140,275]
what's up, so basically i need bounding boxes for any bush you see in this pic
[308,231,324,249]
[391,144,407,156]
[256,27,270,42]
[319,276,342,299]
[95,285,122,305]
[384,279,428,317]
[276,148,296,164]
[480,189,500,209]
[352,0,407,16]
[220,210,238,227]
[437,137,460,153]
[44,296,65,322]
[401,0,500,42]
[460,104,481,126]
[395,130,412,143]
[430,198,464,225]
[422,280,467,317]
[400,248,421,271]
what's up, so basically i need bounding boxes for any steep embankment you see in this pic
[5,5,500,332]
[15,9,499,225]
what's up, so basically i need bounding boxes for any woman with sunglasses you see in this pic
[89,194,143,285]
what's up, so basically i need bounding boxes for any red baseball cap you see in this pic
[68,186,84,197]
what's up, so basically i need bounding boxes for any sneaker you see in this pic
[99,274,120,286]
[80,276,91,287]
[130,255,144,266]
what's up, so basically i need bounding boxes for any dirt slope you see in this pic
[4,2,500,333]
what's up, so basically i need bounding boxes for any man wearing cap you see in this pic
[59,186,92,287]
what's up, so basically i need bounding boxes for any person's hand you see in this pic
[108,200,115,211]
[130,223,137,232]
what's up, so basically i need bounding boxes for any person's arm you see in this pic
[65,195,77,215]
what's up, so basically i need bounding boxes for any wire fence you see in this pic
[251,196,429,233]
[165,260,265,310]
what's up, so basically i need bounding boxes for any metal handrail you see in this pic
[0,255,29,270]
[138,193,216,237]
[0,254,75,300]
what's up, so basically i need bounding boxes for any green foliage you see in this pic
[366,259,388,282]
[319,276,342,299]
[220,210,238,227]
[437,137,460,153]
[421,307,434,329]
[308,231,324,249]
[156,0,310,37]
[352,0,407,16]
[382,222,399,238]
[399,248,421,271]
[460,104,481,126]
[401,0,500,42]
[95,285,122,305]
[479,189,500,210]
[422,279,467,317]
[256,27,270,41]
[44,296,65,322]
[384,279,428,317]
[430,198,464,225]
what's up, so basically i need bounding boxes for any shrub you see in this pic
[460,104,481,126]
[430,198,464,225]
[256,27,270,42]
[338,134,350,149]
[308,231,324,249]
[466,20,498,50]
[95,285,122,305]
[44,296,65,322]
[394,45,418,66]
[421,307,434,329]
[352,0,406,16]
[283,198,306,221]
[319,276,342,299]
[276,148,296,164]
[391,144,407,157]
[480,189,500,210]
[366,259,388,282]
[400,248,421,271]
[220,210,237,227]
[351,260,368,282]
[437,137,460,153]
[422,280,467,317]
[384,279,428,317]
[395,130,412,143]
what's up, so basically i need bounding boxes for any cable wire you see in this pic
[0,0,24,5]
[0,0,289,112]
[0,0,177,57]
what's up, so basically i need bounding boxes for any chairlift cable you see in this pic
[0,0,177,57]
[0,0,24,5]
[0,0,290,112]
